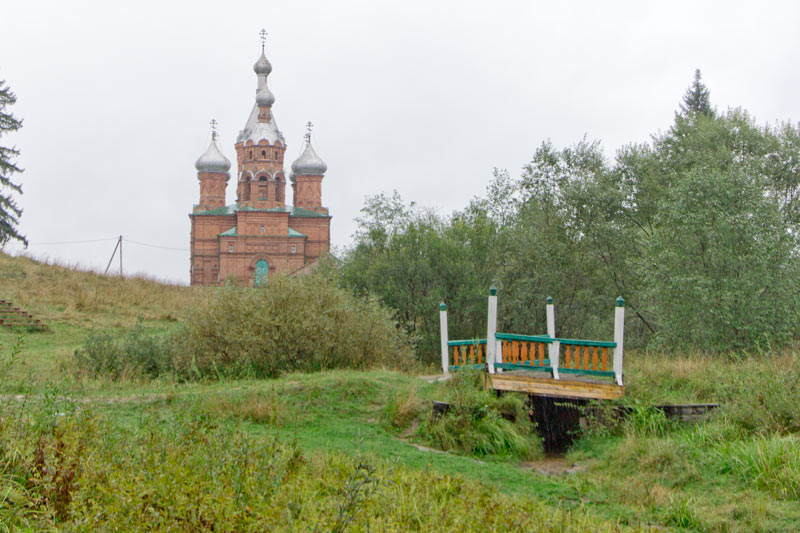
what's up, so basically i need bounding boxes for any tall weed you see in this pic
[418,371,542,460]
[712,434,800,499]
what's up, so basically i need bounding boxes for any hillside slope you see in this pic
[0,252,200,328]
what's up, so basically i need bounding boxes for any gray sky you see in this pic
[2,0,799,284]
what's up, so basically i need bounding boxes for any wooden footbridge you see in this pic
[439,289,625,401]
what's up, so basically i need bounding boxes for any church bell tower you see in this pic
[234,29,287,209]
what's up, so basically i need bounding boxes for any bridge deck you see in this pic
[490,370,624,400]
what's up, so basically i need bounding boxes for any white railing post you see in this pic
[546,297,559,379]
[495,339,503,373]
[551,340,560,380]
[440,302,449,374]
[486,286,498,374]
[613,297,625,386]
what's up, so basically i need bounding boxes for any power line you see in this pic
[124,239,188,251]
[25,236,187,251]
[27,237,119,245]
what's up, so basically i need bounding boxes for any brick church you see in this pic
[189,36,331,286]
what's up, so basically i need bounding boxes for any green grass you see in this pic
[2,253,800,530]
[5,367,799,530]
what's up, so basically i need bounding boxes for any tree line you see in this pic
[336,71,800,360]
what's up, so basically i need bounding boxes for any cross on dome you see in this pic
[259,29,267,49]
[305,121,313,143]
[210,118,218,140]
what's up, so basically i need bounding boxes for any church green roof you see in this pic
[217,226,306,238]
[289,206,329,218]
[191,203,329,218]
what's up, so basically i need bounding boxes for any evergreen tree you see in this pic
[0,80,25,246]
[679,69,714,118]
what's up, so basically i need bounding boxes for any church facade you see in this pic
[189,39,331,286]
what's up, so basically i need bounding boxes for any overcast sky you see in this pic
[2,0,799,284]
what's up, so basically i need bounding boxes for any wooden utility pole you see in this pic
[105,235,123,276]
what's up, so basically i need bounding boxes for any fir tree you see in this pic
[679,69,714,118]
[0,80,26,246]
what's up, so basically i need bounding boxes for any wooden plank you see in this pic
[496,332,552,343]
[489,373,625,400]
[537,342,544,366]
[602,347,607,371]
[592,346,598,370]
[583,346,589,370]
[556,338,616,348]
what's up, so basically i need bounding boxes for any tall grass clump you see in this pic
[712,434,800,499]
[174,273,414,379]
[418,371,542,460]
[73,322,176,380]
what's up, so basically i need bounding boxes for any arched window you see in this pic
[243,177,251,201]
[261,150,266,158]
[248,151,253,159]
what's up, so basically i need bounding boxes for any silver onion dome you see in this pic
[291,137,327,175]
[288,170,295,183]
[256,84,275,106]
[253,49,272,75]
[195,137,231,173]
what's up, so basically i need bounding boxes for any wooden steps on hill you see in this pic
[0,299,48,330]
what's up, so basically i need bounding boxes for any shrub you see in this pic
[418,370,542,460]
[73,322,176,380]
[173,273,415,380]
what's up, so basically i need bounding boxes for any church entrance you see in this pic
[255,260,269,286]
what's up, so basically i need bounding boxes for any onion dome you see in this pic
[256,84,275,106]
[291,133,327,175]
[288,170,295,183]
[253,48,272,75]
[195,136,231,173]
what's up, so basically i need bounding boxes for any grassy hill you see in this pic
[0,252,201,383]
[1,253,799,530]
[0,252,198,327]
